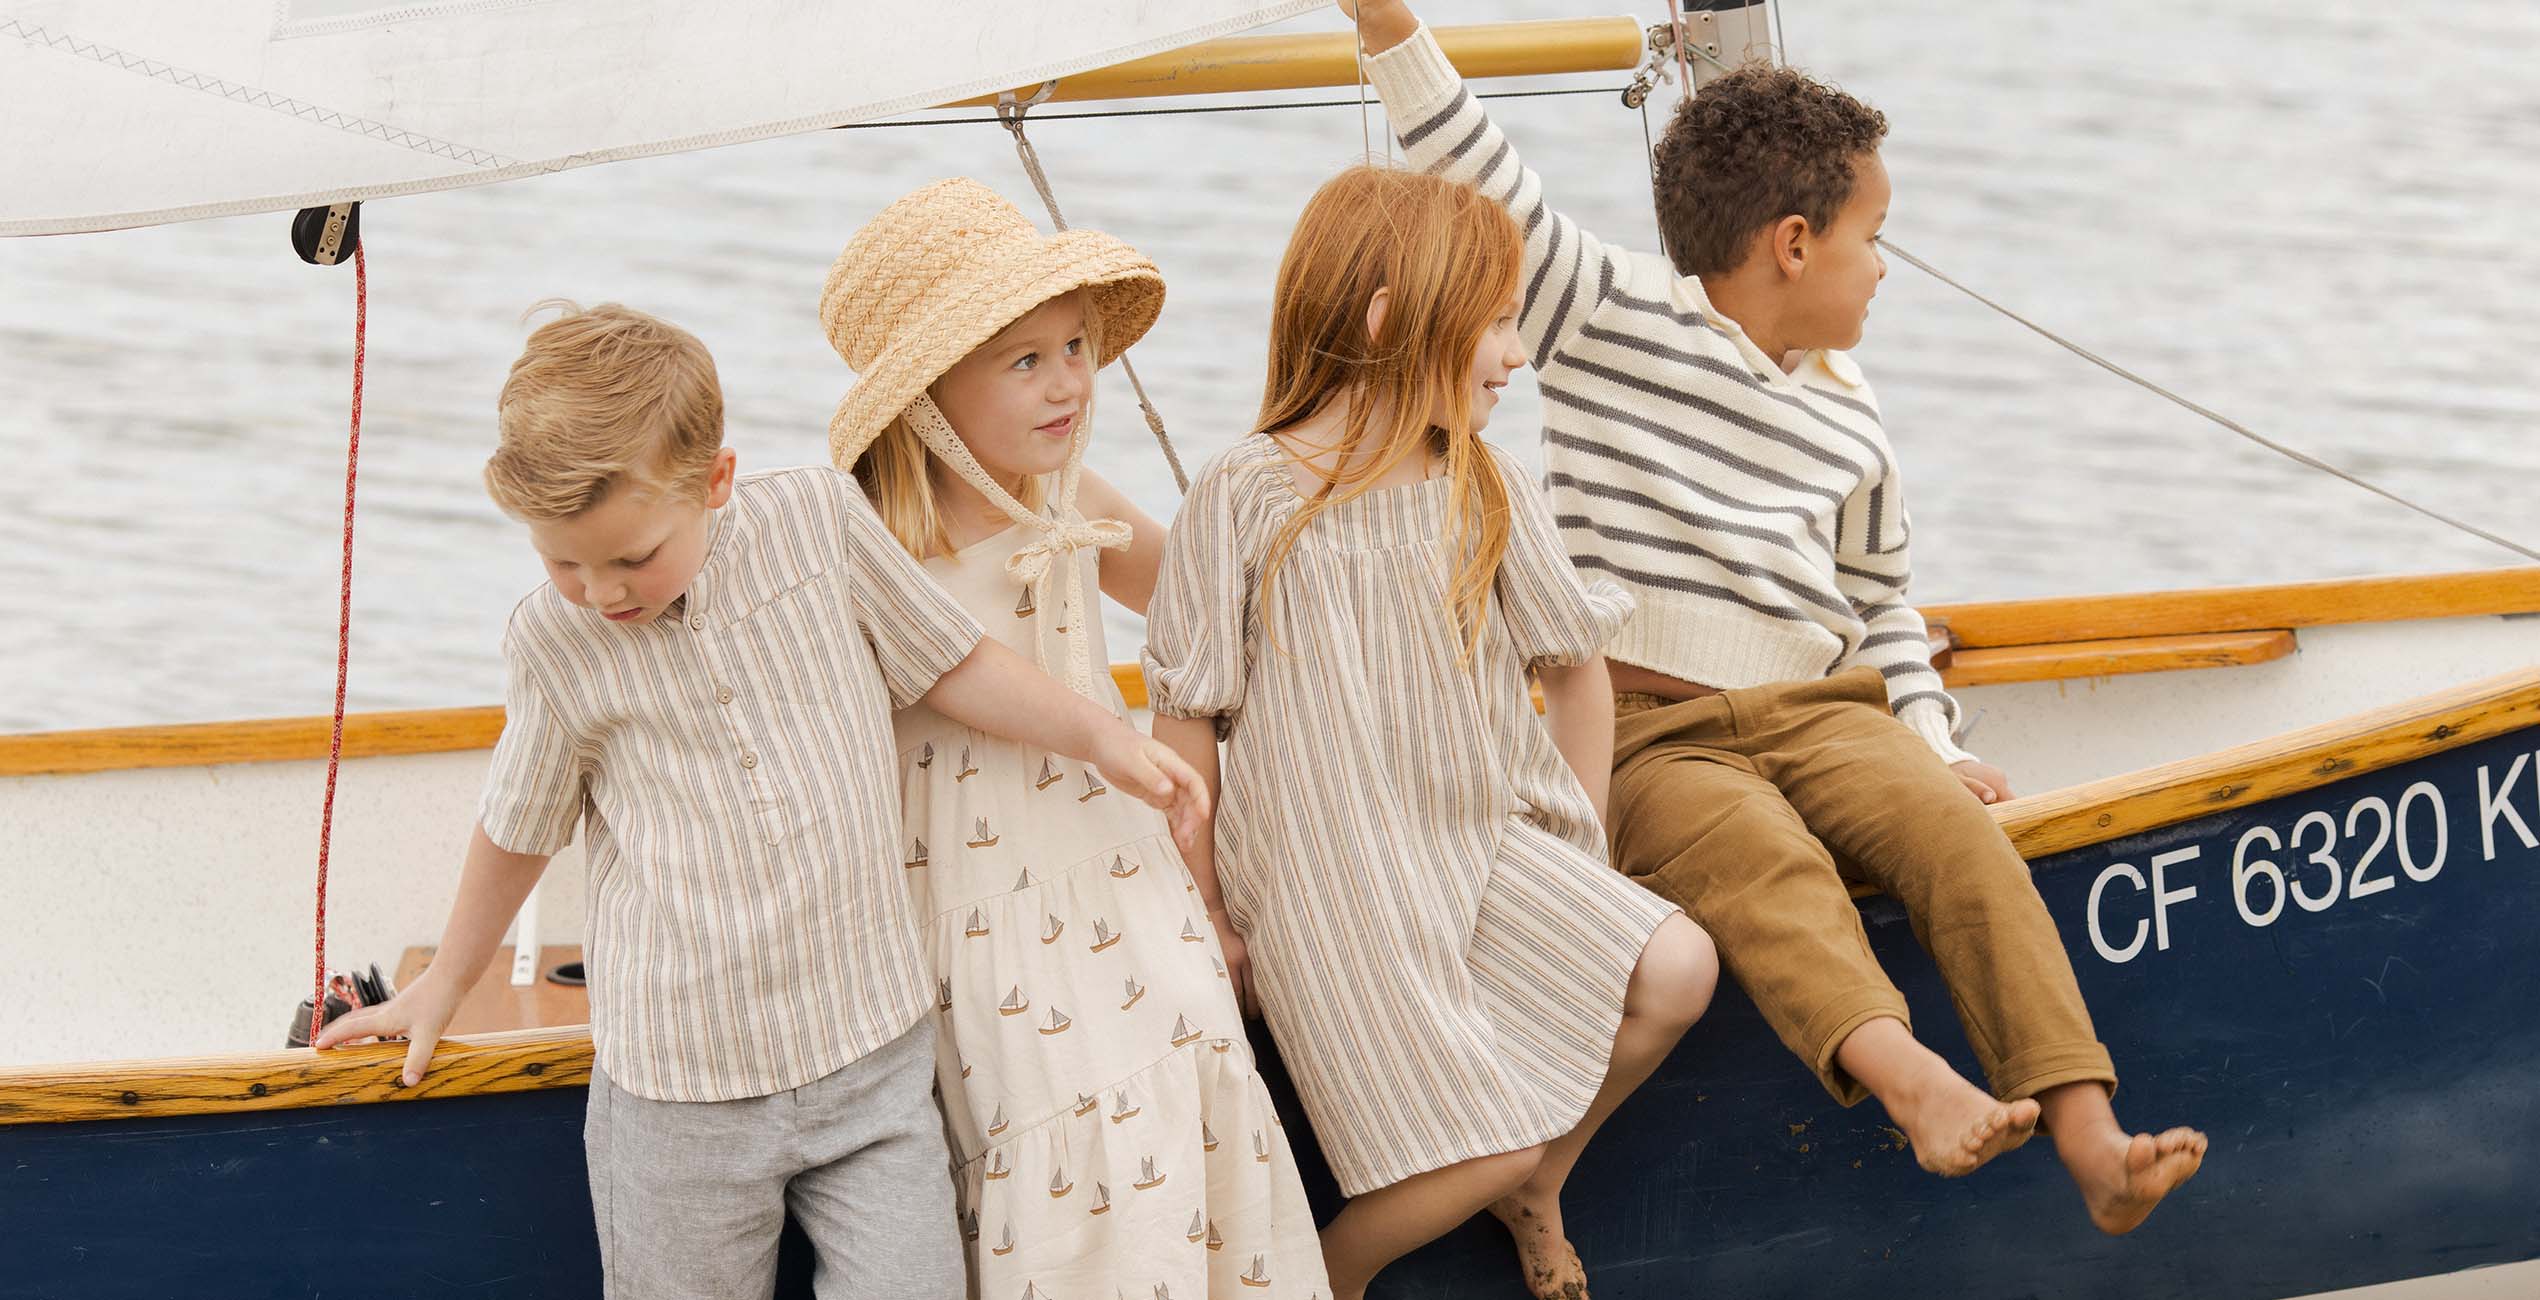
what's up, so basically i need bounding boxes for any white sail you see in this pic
[1,1,1321,236]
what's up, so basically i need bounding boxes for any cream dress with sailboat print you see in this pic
[894,517,1328,1300]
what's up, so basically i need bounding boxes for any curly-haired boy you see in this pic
[1347,0,2205,1264]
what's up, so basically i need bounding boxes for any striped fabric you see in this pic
[479,466,986,1103]
[1142,440,1679,1195]
[1365,25,1972,763]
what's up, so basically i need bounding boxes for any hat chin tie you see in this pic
[905,394,1129,700]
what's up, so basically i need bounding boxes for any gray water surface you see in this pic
[3,0,2533,733]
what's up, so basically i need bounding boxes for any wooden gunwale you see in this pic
[6,665,2534,1126]
[1926,567,2540,648]
[7,571,2530,779]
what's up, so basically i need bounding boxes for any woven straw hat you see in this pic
[820,178,1164,466]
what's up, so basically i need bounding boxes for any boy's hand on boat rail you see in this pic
[311,970,464,1088]
[1952,759,2014,805]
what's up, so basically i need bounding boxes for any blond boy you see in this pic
[318,304,1207,1298]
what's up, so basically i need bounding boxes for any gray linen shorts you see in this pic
[585,1019,963,1299]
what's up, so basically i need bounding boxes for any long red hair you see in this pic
[1255,165,1525,662]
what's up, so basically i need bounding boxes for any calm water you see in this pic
[3,0,2535,733]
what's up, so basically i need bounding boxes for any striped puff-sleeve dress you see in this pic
[1140,437,1682,1196]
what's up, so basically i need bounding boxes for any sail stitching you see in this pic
[1,17,516,168]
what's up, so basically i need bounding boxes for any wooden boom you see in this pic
[947,17,1649,107]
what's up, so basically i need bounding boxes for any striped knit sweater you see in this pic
[1366,25,1971,764]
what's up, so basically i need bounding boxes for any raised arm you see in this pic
[1352,0,1629,365]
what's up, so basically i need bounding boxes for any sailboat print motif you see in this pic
[1120,977,1145,1010]
[1014,585,1036,619]
[1073,1092,1098,1118]
[997,985,1029,1017]
[1204,1219,1224,1250]
[1040,912,1064,944]
[906,838,927,869]
[1240,1255,1272,1288]
[1253,1130,1271,1163]
[937,977,953,1012]
[960,1208,980,1241]
[1035,755,1063,790]
[967,816,1000,848]
[986,1104,1008,1136]
[1133,1156,1167,1190]
[1088,918,1121,952]
[1020,1284,1052,1300]
[916,741,934,770]
[1179,917,1204,943]
[1013,867,1036,891]
[1185,1210,1206,1243]
[1202,1121,1220,1152]
[983,1149,1009,1180]
[1170,1015,1203,1048]
[964,908,989,938]
[1088,1182,1111,1215]
[956,744,979,782]
[1077,770,1106,803]
[991,1222,1016,1257]
[1109,1090,1140,1124]
[1047,1164,1072,1199]
[1108,854,1139,879]
[1038,1007,1071,1036]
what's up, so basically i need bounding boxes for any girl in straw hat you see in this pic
[1140,166,1721,1300]
[822,178,1330,1300]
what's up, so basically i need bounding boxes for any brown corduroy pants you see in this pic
[1609,668,2116,1105]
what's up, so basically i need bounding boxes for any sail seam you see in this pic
[0,17,516,171]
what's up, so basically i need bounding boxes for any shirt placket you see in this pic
[679,583,785,846]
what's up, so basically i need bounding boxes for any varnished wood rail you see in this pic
[0,1026,591,1126]
[1993,666,2540,860]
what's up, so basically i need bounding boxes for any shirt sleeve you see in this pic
[836,473,987,709]
[1491,445,1635,669]
[1830,460,1975,765]
[1140,455,1259,739]
[1365,23,1630,369]
[477,629,590,857]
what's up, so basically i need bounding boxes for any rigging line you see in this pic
[1876,237,2540,564]
[833,86,1630,131]
[996,92,1191,494]
[1353,8,1373,162]
[310,242,367,1044]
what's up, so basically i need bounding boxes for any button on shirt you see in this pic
[478,466,986,1102]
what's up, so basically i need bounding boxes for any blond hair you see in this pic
[847,414,1048,559]
[1256,167,1522,662]
[485,301,725,521]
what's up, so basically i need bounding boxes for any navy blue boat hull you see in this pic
[7,727,2537,1299]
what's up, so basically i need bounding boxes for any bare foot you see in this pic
[2071,1126,2206,1235]
[1895,1081,2039,1177]
[1488,1192,1589,1300]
